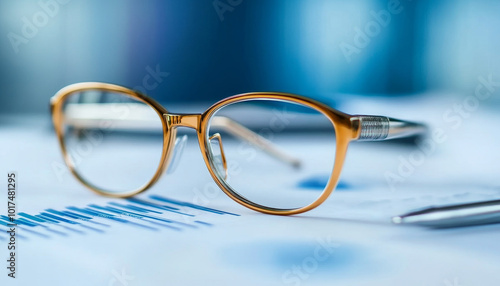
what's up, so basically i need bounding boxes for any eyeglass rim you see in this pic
[51,82,177,198]
[199,93,354,215]
[51,82,357,215]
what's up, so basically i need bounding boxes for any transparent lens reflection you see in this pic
[207,99,336,210]
[61,90,164,194]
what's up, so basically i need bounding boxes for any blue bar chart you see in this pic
[0,195,239,240]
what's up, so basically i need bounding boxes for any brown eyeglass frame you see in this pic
[51,82,426,215]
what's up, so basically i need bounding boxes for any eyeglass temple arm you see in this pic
[210,116,301,168]
[351,115,428,141]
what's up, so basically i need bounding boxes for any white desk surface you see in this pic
[1,96,500,286]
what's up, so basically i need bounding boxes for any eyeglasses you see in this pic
[51,82,426,215]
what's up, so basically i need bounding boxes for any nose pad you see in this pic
[208,133,228,180]
[166,134,188,174]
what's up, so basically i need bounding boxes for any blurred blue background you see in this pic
[1,0,500,114]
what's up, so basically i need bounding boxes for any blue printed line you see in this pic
[0,227,8,236]
[126,198,194,216]
[194,220,213,226]
[92,204,191,228]
[18,215,69,237]
[149,195,239,216]
[46,209,83,221]
[94,204,159,220]
[61,210,91,220]
[141,219,182,231]
[41,212,101,234]
[68,207,125,223]
[17,226,48,239]
[84,206,158,231]
[79,224,105,233]
[47,209,107,232]
[16,218,39,227]
[105,204,198,229]
[127,197,180,211]
[105,204,197,229]
[0,196,227,239]
[40,212,79,225]
[38,213,85,235]
[0,215,17,225]
[0,225,32,240]
[62,211,111,227]
[109,202,162,214]
[35,214,59,224]
[0,215,25,227]
[57,225,85,235]
[90,205,146,219]
[44,227,68,237]
[19,212,45,223]
[0,217,30,238]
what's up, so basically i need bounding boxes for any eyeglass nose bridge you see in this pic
[164,113,201,129]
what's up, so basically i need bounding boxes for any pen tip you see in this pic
[392,216,403,224]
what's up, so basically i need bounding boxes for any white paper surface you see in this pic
[1,96,500,286]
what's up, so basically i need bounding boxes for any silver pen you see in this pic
[392,199,500,228]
